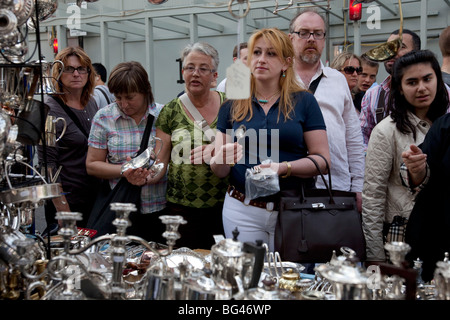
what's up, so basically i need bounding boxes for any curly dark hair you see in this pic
[388,50,449,141]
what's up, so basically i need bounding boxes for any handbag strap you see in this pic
[179,92,215,142]
[52,96,89,138]
[305,155,335,204]
[308,72,323,95]
[310,153,332,190]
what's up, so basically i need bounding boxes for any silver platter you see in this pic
[0,183,62,204]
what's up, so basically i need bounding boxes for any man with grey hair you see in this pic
[289,9,365,214]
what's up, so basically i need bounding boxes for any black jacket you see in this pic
[405,113,450,282]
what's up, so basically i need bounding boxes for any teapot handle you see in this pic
[54,117,67,142]
[53,60,65,80]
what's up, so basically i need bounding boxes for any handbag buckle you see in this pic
[312,203,325,209]
[266,202,274,212]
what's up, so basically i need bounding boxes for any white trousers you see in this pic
[222,192,278,252]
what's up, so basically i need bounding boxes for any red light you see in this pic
[349,0,362,21]
[53,38,58,54]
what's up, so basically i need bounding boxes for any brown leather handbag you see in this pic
[274,156,366,263]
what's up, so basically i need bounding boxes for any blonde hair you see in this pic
[330,52,361,71]
[231,28,305,123]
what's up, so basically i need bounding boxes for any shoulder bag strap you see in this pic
[96,87,112,105]
[52,96,89,138]
[179,93,215,142]
[375,88,386,124]
[308,73,323,95]
[137,113,155,156]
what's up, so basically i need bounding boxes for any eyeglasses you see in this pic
[183,66,215,75]
[292,30,326,40]
[342,66,363,75]
[62,66,90,74]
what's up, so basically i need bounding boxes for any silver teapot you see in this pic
[314,247,371,300]
[32,57,64,95]
[210,228,256,297]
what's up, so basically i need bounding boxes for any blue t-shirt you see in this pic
[217,91,326,193]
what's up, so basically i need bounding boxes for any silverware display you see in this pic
[0,0,447,302]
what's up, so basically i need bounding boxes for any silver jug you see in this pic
[145,260,175,300]
[33,58,64,95]
[41,115,67,147]
[210,228,255,297]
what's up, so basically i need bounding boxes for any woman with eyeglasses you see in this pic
[37,46,101,233]
[146,42,228,249]
[362,50,449,267]
[330,52,362,93]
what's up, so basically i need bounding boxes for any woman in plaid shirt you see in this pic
[86,61,168,243]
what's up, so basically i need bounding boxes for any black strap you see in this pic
[305,156,335,204]
[308,73,323,94]
[52,96,89,138]
[137,113,155,156]
[375,87,386,124]
[96,87,112,105]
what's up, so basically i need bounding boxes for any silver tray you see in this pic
[0,183,62,204]
[151,247,206,270]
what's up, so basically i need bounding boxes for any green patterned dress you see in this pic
[155,92,228,209]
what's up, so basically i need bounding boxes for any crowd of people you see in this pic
[38,10,450,280]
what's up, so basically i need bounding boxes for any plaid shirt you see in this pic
[359,76,391,149]
[88,102,167,214]
[399,162,430,195]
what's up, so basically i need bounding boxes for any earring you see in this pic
[282,70,286,78]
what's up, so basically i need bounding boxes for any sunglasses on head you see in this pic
[342,66,363,75]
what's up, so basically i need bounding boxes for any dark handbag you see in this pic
[274,155,366,263]
[86,114,155,238]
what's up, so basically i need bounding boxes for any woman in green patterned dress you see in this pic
[147,42,228,249]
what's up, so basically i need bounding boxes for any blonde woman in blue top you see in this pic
[210,28,330,252]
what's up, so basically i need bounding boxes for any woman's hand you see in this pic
[402,145,427,174]
[402,144,427,186]
[122,156,149,186]
[255,162,282,175]
[190,143,215,165]
[211,142,243,166]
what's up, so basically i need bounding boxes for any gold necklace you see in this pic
[257,91,280,105]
